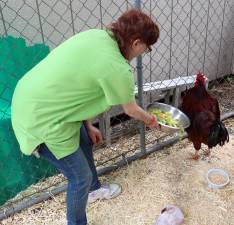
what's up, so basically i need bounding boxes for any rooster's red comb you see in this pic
[195,72,206,86]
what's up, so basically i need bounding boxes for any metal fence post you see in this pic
[133,0,146,153]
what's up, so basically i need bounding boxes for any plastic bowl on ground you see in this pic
[206,168,230,189]
[146,102,190,133]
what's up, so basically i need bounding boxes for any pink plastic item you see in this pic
[153,205,184,225]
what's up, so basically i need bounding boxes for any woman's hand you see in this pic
[85,122,103,145]
[144,114,161,130]
[122,101,161,130]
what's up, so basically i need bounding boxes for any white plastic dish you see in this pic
[206,168,230,189]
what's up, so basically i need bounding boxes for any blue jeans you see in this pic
[39,125,101,225]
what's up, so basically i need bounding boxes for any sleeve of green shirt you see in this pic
[98,70,135,106]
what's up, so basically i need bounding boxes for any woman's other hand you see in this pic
[84,121,103,144]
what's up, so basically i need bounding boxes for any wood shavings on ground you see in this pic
[1,118,234,225]
[210,79,234,113]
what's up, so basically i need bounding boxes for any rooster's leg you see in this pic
[188,151,199,160]
[204,148,211,157]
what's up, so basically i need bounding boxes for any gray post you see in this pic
[133,0,146,153]
[36,0,45,44]
[69,0,75,35]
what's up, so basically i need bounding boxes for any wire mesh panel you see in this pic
[0,0,233,219]
[140,0,234,84]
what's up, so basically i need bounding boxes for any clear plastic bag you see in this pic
[153,205,184,225]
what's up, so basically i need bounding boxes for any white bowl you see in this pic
[206,168,230,189]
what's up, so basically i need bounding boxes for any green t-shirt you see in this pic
[11,29,134,159]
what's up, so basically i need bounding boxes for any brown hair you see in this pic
[107,9,160,59]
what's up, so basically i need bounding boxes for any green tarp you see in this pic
[0,36,58,205]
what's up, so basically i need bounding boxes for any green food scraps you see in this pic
[149,108,185,137]
[149,109,179,127]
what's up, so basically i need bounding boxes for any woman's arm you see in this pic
[122,100,160,129]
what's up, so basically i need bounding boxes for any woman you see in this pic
[11,9,160,225]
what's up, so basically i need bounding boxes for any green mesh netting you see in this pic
[0,36,58,205]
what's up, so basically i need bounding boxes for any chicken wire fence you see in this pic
[0,0,234,219]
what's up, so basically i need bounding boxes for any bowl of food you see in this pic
[147,102,190,133]
[206,168,230,189]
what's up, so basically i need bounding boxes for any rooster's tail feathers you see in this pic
[208,120,229,148]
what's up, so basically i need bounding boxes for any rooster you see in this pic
[181,72,229,160]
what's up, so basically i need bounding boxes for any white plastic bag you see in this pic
[153,205,184,225]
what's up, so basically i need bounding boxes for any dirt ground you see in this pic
[1,116,234,225]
